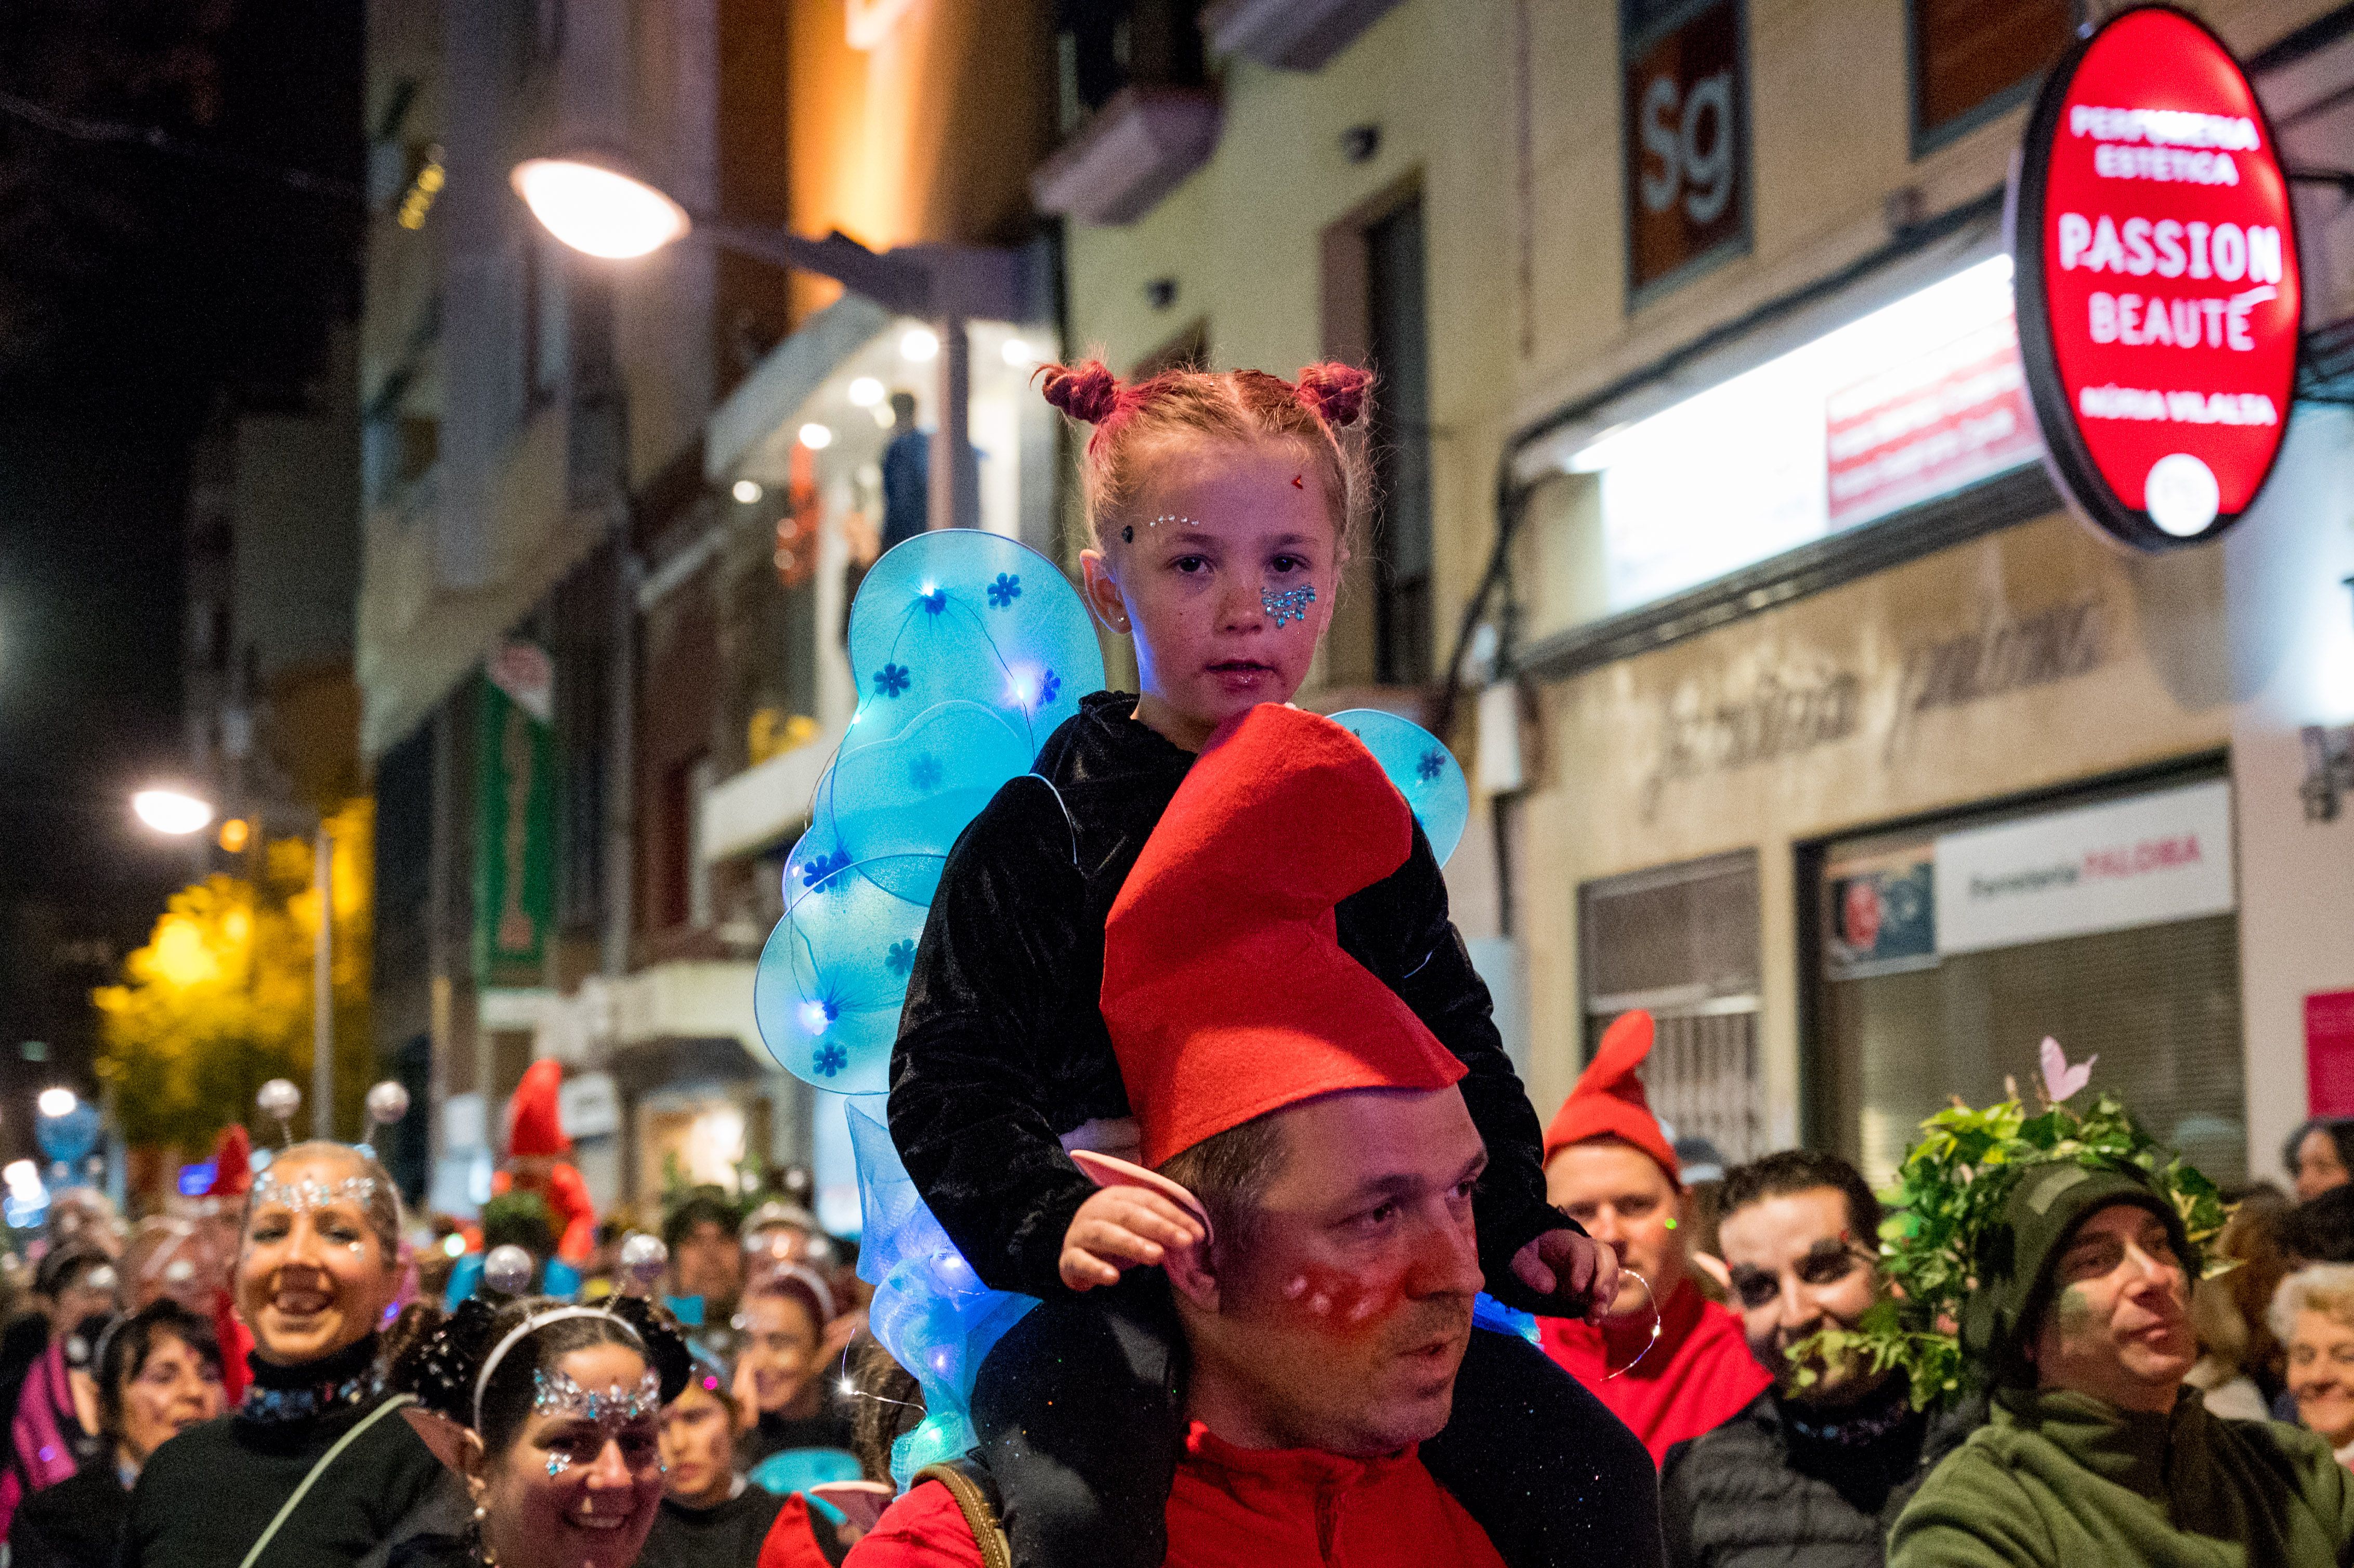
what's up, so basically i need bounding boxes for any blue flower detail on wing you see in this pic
[812,1043,848,1078]
[920,589,948,615]
[1038,669,1061,707]
[1417,749,1446,783]
[875,662,911,698]
[909,754,945,792]
[800,847,852,891]
[885,939,916,977]
[986,573,1022,609]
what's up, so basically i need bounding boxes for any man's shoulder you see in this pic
[1661,1393,1780,1478]
[841,1481,986,1568]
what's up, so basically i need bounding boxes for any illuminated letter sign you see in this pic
[1624,0,1748,296]
[2013,6,2301,550]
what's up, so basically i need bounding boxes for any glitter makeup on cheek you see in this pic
[1278,1263,1410,1336]
[1262,585,1316,626]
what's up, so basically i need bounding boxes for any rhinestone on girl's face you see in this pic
[1261,584,1316,627]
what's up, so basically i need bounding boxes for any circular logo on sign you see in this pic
[2011,6,2302,551]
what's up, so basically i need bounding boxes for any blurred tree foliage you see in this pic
[93,800,373,1151]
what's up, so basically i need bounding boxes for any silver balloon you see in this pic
[481,1244,535,1296]
[364,1081,411,1128]
[618,1232,668,1289]
[256,1079,302,1125]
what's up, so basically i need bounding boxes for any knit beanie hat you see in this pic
[1541,1010,1679,1182]
[1960,1159,2190,1387]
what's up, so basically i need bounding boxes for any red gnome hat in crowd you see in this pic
[507,1059,570,1157]
[1101,703,1464,1170]
[1542,1010,1679,1182]
[203,1124,253,1200]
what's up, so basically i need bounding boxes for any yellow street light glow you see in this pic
[36,1089,76,1119]
[799,423,834,450]
[732,479,764,504]
[847,376,885,407]
[900,326,939,362]
[217,817,250,853]
[133,789,214,835]
[512,156,691,260]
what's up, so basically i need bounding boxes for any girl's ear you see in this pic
[1078,548,1131,634]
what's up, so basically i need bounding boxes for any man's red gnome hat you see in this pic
[204,1124,252,1199]
[1101,703,1464,1170]
[507,1059,570,1157]
[1541,1009,1678,1182]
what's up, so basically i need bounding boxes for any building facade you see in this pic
[1056,0,2354,1184]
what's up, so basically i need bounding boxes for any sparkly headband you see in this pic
[250,1171,379,1214]
[473,1306,646,1431]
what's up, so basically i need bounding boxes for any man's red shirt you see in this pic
[844,1422,1507,1568]
[1541,1276,1769,1465]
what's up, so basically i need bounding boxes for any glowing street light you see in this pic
[36,1089,76,1119]
[133,789,215,836]
[509,153,691,260]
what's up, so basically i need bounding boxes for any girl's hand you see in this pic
[1511,1229,1621,1319]
[1059,1185,1206,1291]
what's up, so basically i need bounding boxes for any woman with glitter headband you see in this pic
[383,1291,691,1568]
[119,1141,466,1566]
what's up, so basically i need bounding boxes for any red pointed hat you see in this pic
[507,1059,570,1157]
[1542,1010,1678,1181]
[1101,703,1465,1169]
[204,1125,252,1199]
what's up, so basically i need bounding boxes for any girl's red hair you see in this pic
[1035,359,1376,554]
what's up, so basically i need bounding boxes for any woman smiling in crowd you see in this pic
[387,1291,690,1568]
[119,1141,462,1565]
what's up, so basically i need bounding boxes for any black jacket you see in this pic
[891,690,1570,1304]
[1659,1381,1985,1568]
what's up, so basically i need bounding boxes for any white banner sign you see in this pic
[1934,779,2233,956]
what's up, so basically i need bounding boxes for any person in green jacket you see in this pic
[1889,1161,2354,1567]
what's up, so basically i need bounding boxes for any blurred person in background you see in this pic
[2275,1266,2354,1467]
[2288,1120,2354,1203]
[7,1299,223,1568]
[643,1352,855,1568]
[1542,1015,1769,1463]
[0,1304,115,1537]
[666,1188,746,1343]
[120,1218,219,1314]
[735,1268,857,1491]
[1674,1136,1733,1302]
[1662,1151,1979,1568]
[120,1141,463,1565]
[2186,1190,2293,1421]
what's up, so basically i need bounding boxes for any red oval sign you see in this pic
[2013,6,2301,550]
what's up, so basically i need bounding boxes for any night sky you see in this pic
[0,0,360,1128]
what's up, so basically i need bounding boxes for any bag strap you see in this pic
[238,1393,418,1568]
[911,1460,1012,1568]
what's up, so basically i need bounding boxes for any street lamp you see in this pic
[35,1089,75,1119]
[132,789,214,836]
[513,145,1026,537]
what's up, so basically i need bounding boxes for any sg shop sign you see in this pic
[1624,0,1748,297]
[2012,6,2301,550]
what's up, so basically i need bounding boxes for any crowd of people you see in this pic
[8,357,2354,1566]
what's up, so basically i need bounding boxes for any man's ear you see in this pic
[402,1408,484,1482]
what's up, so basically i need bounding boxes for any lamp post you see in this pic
[133,790,339,1141]
[512,150,1026,537]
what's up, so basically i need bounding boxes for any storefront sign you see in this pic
[475,670,557,984]
[2308,991,2354,1118]
[1641,663,1861,817]
[1624,0,1747,294]
[1934,779,2234,956]
[1826,313,2037,527]
[2012,6,2301,550]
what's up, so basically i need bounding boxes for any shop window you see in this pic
[1808,775,2242,1186]
[1054,0,1206,137]
[655,754,705,932]
[1909,0,2070,151]
[1580,850,1763,1164]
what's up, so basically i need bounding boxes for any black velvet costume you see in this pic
[892,691,1661,1568]
[120,1335,465,1567]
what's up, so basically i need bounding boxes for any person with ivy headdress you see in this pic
[1882,1041,2354,1567]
